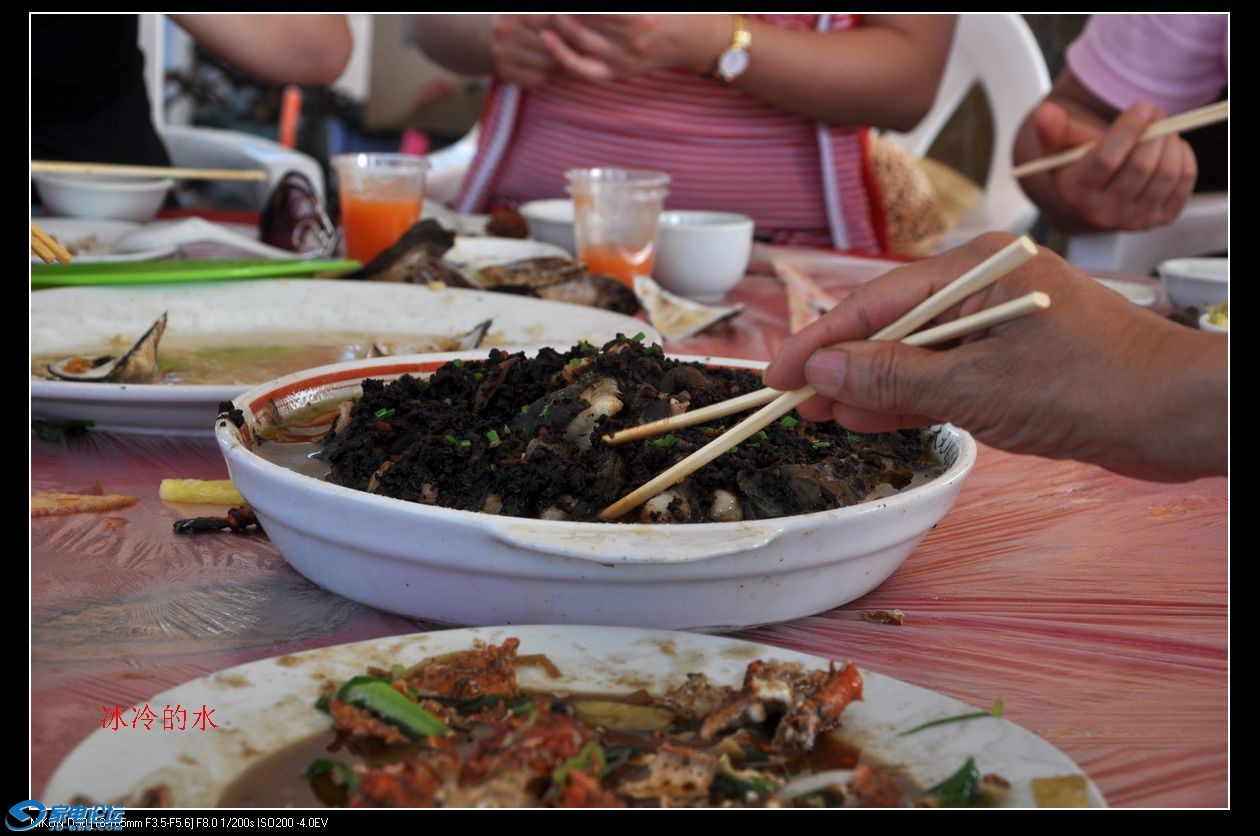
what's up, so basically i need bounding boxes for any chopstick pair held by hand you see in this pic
[599,237,1042,519]
[1012,99,1228,178]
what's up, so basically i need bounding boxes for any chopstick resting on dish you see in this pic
[1011,100,1228,178]
[598,236,1041,519]
[31,222,73,264]
[32,160,268,182]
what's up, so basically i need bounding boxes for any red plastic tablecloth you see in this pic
[30,247,1228,806]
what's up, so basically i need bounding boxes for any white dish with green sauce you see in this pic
[31,280,659,435]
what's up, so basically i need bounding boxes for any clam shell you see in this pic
[633,276,743,341]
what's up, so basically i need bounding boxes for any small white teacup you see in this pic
[652,211,754,303]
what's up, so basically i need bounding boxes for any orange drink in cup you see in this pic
[566,168,670,287]
[333,154,429,264]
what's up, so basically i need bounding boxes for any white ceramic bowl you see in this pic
[33,173,173,222]
[1157,257,1229,311]
[1198,311,1228,333]
[519,198,576,254]
[215,352,977,632]
[653,211,754,303]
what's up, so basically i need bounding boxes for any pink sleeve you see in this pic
[1066,14,1228,115]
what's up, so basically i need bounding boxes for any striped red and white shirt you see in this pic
[455,13,889,254]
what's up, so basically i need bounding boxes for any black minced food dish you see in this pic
[318,336,941,523]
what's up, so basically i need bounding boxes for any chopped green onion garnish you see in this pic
[647,434,677,449]
[459,440,471,448]
[474,372,484,382]
[847,432,862,443]
[521,405,530,413]
[758,431,769,441]
[443,398,452,406]
[643,345,661,357]
[727,444,740,454]
[780,416,799,429]
[569,357,584,367]
[374,408,395,420]
[443,434,457,445]
[390,663,406,680]
[631,331,646,342]
[553,741,606,787]
[486,429,501,445]
[451,359,463,367]
[539,402,551,418]
[579,341,597,355]
[900,698,1004,736]
[489,464,497,471]
[813,441,831,449]
[408,400,423,406]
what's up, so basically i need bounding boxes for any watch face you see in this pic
[718,48,749,81]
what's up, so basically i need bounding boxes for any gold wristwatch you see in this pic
[715,15,752,82]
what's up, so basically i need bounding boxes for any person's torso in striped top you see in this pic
[485,14,864,249]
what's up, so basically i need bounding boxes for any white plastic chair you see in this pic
[137,14,326,208]
[882,13,1051,250]
[1066,193,1228,275]
[424,125,479,205]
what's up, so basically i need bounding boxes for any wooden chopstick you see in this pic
[1012,99,1228,178]
[30,222,73,264]
[32,160,268,182]
[598,237,1039,520]
[603,236,1038,447]
[602,290,1050,447]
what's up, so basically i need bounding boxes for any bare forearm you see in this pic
[1123,328,1228,482]
[172,14,351,86]
[408,14,497,76]
[732,15,955,130]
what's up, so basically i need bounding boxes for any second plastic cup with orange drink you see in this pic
[565,168,670,287]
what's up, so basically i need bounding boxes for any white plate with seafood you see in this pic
[28,218,176,264]
[44,625,1105,807]
[31,280,658,435]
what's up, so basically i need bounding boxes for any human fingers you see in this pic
[1069,101,1159,191]
[1156,139,1199,226]
[801,341,959,430]
[828,403,942,435]
[1119,134,1188,228]
[1034,101,1102,152]
[763,233,1017,391]
[548,15,623,64]
[539,28,616,81]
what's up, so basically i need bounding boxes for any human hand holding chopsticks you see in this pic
[1011,71,1210,234]
[763,233,1227,482]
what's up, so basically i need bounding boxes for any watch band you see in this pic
[715,14,752,82]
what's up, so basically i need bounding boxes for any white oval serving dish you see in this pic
[214,352,976,631]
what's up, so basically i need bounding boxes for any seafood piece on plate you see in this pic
[700,659,863,751]
[370,319,494,357]
[633,276,743,341]
[477,258,638,315]
[48,312,167,383]
[343,220,464,284]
